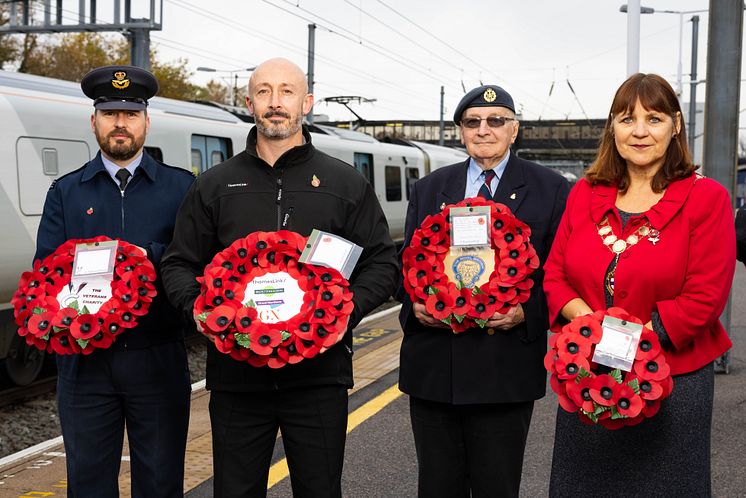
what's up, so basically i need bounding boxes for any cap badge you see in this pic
[111,71,130,90]
[483,88,497,103]
[311,174,321,187]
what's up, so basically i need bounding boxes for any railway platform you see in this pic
[2,266,746,497]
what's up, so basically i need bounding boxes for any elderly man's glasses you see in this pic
[461,116,516,129]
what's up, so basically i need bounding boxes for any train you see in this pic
[0,70,467,385]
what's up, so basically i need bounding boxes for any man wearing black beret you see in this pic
[397,85,570,497]
[35,65,194,497]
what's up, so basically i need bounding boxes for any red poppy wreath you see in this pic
[401,197,539,332]
[12,236,156,355]
[545,307,674,429]
[193,230,354,369]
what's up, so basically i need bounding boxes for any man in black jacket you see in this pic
[397,85,569,497]
[161,58,397,497]
[35,65,194,497]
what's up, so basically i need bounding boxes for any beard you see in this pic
[255,109,303,140]
[94,126,145,161]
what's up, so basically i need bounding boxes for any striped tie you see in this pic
[477,169,496,200]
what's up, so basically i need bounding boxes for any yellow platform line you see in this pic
[267,383,403,488]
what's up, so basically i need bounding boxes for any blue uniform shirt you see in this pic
[464,150,510,199]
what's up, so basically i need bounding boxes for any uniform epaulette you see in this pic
[49,163,88,190]
[160,162,197,178]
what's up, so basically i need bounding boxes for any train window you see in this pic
[405,167,419,200]
[191,149,203,176]
[192,134,232,173]
[144,146,163,162]
[353,152,374,185]
[42,148,58,175]
[385,166,402,202]
[211,150,225,167]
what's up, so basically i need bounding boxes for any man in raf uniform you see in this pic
[397,85,570,497]
[35,65,194,498]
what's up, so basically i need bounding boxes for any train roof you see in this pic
[0,70,243,124]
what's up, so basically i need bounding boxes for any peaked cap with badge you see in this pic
[81,65,159,111]
[453,84,515,124]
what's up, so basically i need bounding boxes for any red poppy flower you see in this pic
[556,334,592,358]
[249,323,282,356]
[635,330,662,361]
[494,229,524,251]
[451,287,473,316]
[14,309,31,328]
[27,312,56,338]
[544,350,558,374]
[467,288,499,321]
[411,230,448,254]
[276,340,304,365]
[267,354,288,369]
[119,310,137,329]
[565,315,603,343]
[69,314,100,340]
[496,258,528,285]
[234,306,258,333]
[52,306,77,329]
[88,329,115,349]
[295,337,322,358]
[555,353,590,380]
[247,353,270,367]
[565,375,596,413]
[490,212,514,236]
[418,214,448,246]
[614,384,643,418]
[589,375,621,406]
[425,286,457,321]
[49,331,81,355]
[101,314,125,337]
[205,305,237,333]
[509,278,534,305]
[214,331,237,354]
[309,304,337,325]
[294,320,317,340]
[633,353,671,382]
[24,333,48,351]
[641,399,661,418]
[312,269,345,287]
[557,392,580,413]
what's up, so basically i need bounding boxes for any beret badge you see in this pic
[483,88,497,103]
[111,71,130,90]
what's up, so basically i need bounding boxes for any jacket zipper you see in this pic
[275,170,284,230]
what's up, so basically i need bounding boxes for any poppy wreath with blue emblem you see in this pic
[401,197,538,333]
[12,236,156,355]
[544,307,674,429]
[193,230,354,369]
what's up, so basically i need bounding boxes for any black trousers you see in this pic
[56,341,191,498]
[210,385,348,498]
[409,396,534,498]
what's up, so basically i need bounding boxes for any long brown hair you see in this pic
[586,73,695,192]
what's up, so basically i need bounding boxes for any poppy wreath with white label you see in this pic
[193,230,354,369]
[401,197,538,333]
[12,236,156,355]
[544,307,674,429]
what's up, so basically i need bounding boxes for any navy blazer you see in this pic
[397,153,570,404]
[35,151,195,350]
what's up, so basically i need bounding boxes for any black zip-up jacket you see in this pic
[161,126,398,391]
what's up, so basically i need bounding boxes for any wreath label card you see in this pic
[72,240,118,280]
[449,206,491,247]
[592,315,643,372]
[243,271,305,323]
[300,230,362,279]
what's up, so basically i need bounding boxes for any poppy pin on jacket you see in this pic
[311,175,321,187]
[86,207,94,215]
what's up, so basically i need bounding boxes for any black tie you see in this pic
[477,169,497,200]
[115,168,131,191]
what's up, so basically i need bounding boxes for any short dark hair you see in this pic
[586,73,695,193]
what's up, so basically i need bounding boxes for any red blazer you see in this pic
[544,175,734,375]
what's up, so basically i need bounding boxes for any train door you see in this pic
[191,134,232,175]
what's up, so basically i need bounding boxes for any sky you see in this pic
[38,0,746,123]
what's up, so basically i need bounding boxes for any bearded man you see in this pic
[161,58,397,497]
[35,65,194,498]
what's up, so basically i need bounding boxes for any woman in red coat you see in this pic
[544,73,735,497]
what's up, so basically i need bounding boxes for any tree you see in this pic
[195,79,231,104]
[0,3,19,67]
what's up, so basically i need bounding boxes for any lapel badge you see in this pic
[111,71,130,90]
[440,202,446,210]
[509,193,517,200]
[648,228,660,245]
[86,207,94,215]
[311,174,321,187]
[483,88,497,102]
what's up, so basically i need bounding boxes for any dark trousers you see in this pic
[209,385,348,498]
[56,341,191,498]
[409,396,534,498]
